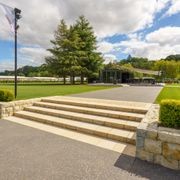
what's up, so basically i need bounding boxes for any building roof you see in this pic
[133,68,159,75]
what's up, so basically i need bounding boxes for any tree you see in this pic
[165,54,180,61]
[74,16,103,83]
[119,56,155,70]
[154,60,180,80]
[46,16,103,84]
[46,20,80,84]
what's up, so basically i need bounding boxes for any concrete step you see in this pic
[4,116,136,155]
[14,111,136,145]
[41,97,148,114]
[34,101,144,122]
[24,106,140,131]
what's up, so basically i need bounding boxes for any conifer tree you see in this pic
[74,16,103,83]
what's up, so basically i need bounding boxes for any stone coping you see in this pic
[0,98,43,119]
[136,104,180,170]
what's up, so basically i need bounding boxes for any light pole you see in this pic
[14,8,21,98]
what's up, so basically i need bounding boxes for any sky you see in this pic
[0,0,180,72]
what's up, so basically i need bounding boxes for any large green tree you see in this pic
[46,20,81,84]
[46,16,103,84]
[74,16,103,83]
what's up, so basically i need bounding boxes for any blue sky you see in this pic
[0,0,180,71]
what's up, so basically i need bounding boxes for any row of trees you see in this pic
[154,60,180,80]
[0,65,51,77]
[118,55,180,80]
[45,16,103,84]
[119,55,155,70]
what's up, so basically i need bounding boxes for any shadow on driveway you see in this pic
[114,154,180,180]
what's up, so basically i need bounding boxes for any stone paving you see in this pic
[0,120,179,180]
[71,86,163,103]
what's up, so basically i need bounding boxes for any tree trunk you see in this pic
[72,76,75,85]
[70,76,73,85]
[63,76,66,85]
[81,75,84,84]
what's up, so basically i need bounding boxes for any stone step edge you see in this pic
[4,116,136,155]
[27,106,143,122]
[14,111,136,145]
[33,102,143,122]
[41,98,147,114]
[24,106,139,131]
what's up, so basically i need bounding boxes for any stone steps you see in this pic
[34,102,144,122]
[23,106,140,131]
[7,96,150,147]
[41,97,148,114]
[14,110,136,144]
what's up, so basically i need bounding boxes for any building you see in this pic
[99,69,133,83]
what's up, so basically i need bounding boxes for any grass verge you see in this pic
[0,84,118,100]
[155,86,180,104]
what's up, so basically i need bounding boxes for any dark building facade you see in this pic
[99,69,133,83]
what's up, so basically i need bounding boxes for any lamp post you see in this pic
[14,8,21,98]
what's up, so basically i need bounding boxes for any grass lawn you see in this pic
[155,86,180,104]
[165,83,180,87]
[0,83,118,100]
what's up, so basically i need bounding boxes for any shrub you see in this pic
[160,99,180,128]
[0,89,14,102]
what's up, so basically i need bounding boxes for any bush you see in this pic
[0,89,14,102]
[160,99,180,128]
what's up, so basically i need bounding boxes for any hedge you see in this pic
[0,89,14,102]
[160,99,180,128]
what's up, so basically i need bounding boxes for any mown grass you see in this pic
[155,86,180,104]
[0,83,118,100]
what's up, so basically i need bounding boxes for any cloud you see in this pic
[0,0,179,69]
[0,0,168,45]
[99,26,180,60]
[146,26,180,45]
[0,60,14,72]
[103,54,117,64]
[166,0,180,16]
[18,47,50,66]
[121,26,180,60]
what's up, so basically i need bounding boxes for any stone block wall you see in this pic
[136,104,180,170]
[0,98,41,119]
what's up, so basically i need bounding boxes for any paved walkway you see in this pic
[71,86,163,103]
[0,120,179,180]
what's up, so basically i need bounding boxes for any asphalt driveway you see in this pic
[0,120,179,180]
[71,86,163,103]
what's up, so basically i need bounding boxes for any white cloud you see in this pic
[18,47,50,66]
[121,26,180,60]
[103,54,117,64]
[0,60,14,72]
[99,26,180,60]
[97,41,121,54]
[146,26,180,45]
[0,0,168,45]
[166,0,180,16]
[0,0,179,69]
[97,42,114,54]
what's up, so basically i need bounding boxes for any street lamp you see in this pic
[14,8,21,98]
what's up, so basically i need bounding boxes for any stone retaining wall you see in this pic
[0,98,41,119]
[136,104,180,170]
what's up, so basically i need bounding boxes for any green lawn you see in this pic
[155,86,180,103]
[0,84,118,100]
[165,83,180,87]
